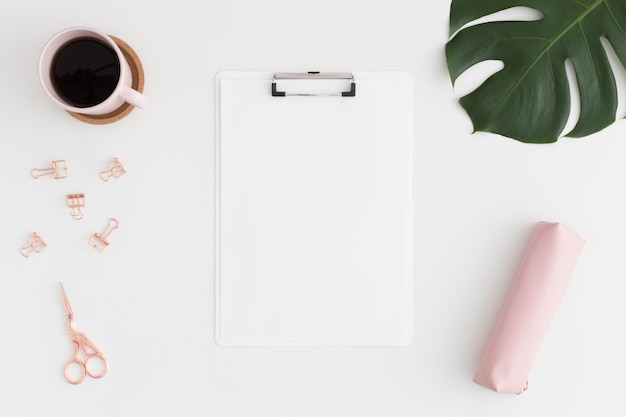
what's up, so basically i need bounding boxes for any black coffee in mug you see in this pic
[51,37,120,108]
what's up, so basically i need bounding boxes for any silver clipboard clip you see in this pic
[272,72,356,97]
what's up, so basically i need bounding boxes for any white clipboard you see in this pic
[215,71,413,346]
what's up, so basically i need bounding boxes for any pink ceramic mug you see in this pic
[38,27,147,115]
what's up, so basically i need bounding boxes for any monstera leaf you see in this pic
[446,0,626,143]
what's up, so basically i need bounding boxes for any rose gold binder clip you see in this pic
[66,194,86,220]
[99,158,126,182]
[31,160,68,179]
[88,218,119,252]
[19,232,47,257]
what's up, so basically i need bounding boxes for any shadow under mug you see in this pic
[38,27,147,115]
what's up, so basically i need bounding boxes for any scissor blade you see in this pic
[59,282,73,318]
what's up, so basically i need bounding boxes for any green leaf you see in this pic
[445,0,626,143]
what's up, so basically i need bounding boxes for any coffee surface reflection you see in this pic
[51,37,121,108]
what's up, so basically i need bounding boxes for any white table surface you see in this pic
[1,1,625,416]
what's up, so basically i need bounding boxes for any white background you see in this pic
[0,1,624,416]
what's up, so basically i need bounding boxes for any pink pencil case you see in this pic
[473,222,585,394]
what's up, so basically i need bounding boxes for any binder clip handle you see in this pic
[31,160,68,179]
[89,218,119,252]
[66,194,86,220]
[99,158,126,182]
[19,232,47,258]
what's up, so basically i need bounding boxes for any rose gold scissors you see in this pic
[59,282,108,384]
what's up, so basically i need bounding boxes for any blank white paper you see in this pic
[215,71,413,346]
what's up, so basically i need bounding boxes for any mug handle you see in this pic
[120,86,148,109]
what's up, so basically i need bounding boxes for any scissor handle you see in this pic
[65,338,108,384]
[64,359,87,385]
[84,353,108,379]
[64,354,107,384]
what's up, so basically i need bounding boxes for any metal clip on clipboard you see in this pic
[271,72,356,97]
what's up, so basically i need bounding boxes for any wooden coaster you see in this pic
[68,35,145,125]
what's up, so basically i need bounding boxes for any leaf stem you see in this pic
[498,0,604,109]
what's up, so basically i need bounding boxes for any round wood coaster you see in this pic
[67,35,145,124]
